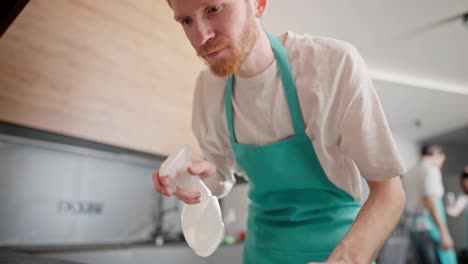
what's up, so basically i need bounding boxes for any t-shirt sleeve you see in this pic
[423,167,443,197]
[339,45,406,181]
[191,72,237,197]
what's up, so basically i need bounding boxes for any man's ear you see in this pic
[255,0,267,18]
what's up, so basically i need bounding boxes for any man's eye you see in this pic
[181,17,192,25]
[207,5,222,15]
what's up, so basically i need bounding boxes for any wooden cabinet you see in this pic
[0,0,204,156]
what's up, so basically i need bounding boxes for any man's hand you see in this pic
[424,195,455,250]
[152,159,216,204]
[440,228,454,250]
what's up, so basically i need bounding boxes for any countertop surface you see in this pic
[0,249,84,264]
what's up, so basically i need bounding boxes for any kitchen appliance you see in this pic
[0,130,161,248]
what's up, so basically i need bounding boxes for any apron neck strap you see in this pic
[225,76,236,143]
[266,32,305,135]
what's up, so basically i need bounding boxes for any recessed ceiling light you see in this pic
[414,120,422,128]
[463,13,468,27]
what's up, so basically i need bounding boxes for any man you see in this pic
[446,166,468,217]
[405,145,457,264]
[153,0,406,263]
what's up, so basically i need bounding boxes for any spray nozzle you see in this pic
[159,145,193,193]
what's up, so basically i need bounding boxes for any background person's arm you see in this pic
[446,195,467,217]
[424,195,454,250]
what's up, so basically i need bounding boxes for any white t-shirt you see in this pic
[404,160,445,214]
[456,195,468,210]
[447,193,468,217]
[192,32,406,201]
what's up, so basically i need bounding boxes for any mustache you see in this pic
[197,39,230,57]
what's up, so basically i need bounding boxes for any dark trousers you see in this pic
[410,230,441,264]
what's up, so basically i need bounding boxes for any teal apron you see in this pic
[423,199,458,264]
[225,32,364,263]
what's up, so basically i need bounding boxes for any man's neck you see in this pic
[421,157,437,167]
[236,30,275,78]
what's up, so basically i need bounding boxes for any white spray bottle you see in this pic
[159,145,225,257]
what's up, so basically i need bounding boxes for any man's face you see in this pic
[433,152,446,168]
[463,178,468,194]
[170,0,258,77]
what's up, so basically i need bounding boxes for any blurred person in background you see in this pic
[446,166,468,217]
[405,145,457,264]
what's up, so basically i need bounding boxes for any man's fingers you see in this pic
[175,187,201,204]
[160,175,169,187]
[152,171,171,197]
[152,171,161,189]
[188,161,215,178]
[187,162,206,175]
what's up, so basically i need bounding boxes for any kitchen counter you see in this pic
[33,244,244,264]
[0,249,84,264]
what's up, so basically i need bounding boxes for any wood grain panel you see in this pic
[0,0,205,157]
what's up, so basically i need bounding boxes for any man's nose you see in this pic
[191,20,214,49]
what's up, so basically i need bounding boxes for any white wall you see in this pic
[393,133,421,173]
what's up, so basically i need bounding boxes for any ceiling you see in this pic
[262,0,468,142]
[374,79,468,141]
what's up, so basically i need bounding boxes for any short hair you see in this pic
[420,144,445,156]
[462,171,468,179]
[461,169,468,194]
[462,167,468,180]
